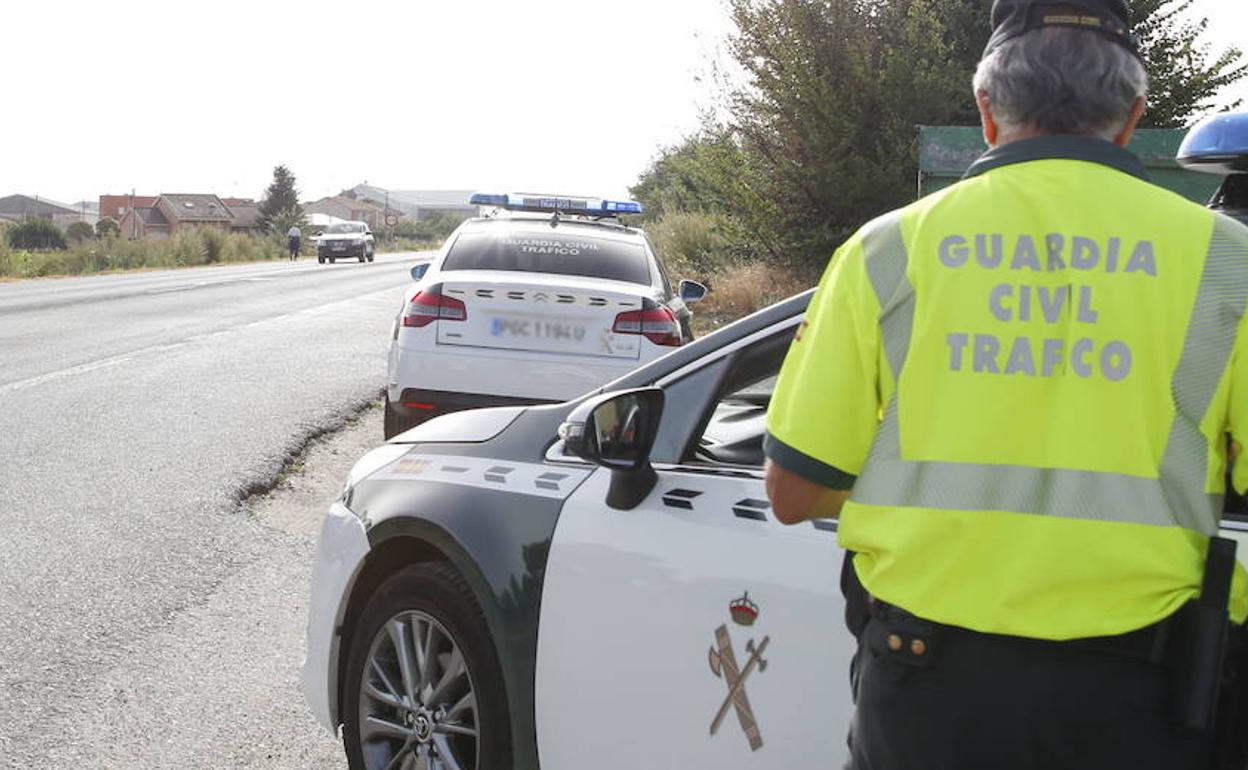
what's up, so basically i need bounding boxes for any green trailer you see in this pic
[917,126,1220,204]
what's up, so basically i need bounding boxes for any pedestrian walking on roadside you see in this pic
[763,1,1248,768]
[287,224,302,261]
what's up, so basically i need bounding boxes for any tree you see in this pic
[654,0,1246,270]
[95,217,120,238]
[259,165,303,232]
[267,206,307,238]
[1133,0,1246,127]
[66,221,94,242]
[8,220,67,250]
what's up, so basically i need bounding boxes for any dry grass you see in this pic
[692,261,815,336]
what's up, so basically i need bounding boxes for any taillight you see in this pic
[402,285,467,328]
[613,306,682,347]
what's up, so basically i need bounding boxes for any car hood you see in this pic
[387,406,527,445]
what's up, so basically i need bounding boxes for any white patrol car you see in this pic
[303,287,1248,770]
[383,193,707,439]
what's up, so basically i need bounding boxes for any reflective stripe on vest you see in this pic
[852,214,1248,536]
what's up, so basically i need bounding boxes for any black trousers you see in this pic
[849,610,1212,770]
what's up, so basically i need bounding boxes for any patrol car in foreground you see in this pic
[383,193,707,439]
[304,285,1248,770]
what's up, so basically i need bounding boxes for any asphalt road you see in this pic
[0,253,430,768]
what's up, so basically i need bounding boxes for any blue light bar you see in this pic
[468,192,644,216]
[1177,112,1248,175]
[469,193,510,207]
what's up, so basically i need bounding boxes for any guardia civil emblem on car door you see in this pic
[708,592,769,751]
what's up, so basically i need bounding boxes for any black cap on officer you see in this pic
[984,0,1141,59]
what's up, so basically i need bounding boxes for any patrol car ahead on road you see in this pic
[383,193,707,438]
[304,287,1248,770]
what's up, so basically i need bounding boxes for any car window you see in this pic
[325,223,364,234]
[647,327,796,469]
[442,230,651,284]
[649,357,731,464]
[686,330,794,468]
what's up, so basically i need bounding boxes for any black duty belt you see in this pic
[866,596,1174,666]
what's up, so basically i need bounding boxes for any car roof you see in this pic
[457,214,646,243]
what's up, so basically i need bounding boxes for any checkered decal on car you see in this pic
[374,454,592,499]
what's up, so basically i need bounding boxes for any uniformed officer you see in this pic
[763,1,1248,767]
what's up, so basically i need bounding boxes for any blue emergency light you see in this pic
[469,192,644,216]
[1177,112,1248,175]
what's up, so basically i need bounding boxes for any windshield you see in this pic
[325,224,365,234]
[442,230,651,284]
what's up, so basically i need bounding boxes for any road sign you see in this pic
[385,214,398,227]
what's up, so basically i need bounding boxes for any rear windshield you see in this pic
[442,230,651,284]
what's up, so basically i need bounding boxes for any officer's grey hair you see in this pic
[973,27,1148,141]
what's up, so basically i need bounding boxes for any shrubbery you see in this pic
[0,227,286,279]
[8,220,67,250]
[66,221,94,242]
[392,212,468,243]
[96,217,120,238]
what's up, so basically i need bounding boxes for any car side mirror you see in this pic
[559,387,664,510]
[678,279,708,304]
[410,263,430,281]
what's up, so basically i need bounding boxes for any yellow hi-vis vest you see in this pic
[765,135,1248,640]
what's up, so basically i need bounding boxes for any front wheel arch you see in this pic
[337,535,448,722]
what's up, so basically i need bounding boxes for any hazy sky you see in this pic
[3,0,1245,206]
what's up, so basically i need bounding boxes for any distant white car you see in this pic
[383,193,707,438]
[318,221,375,264]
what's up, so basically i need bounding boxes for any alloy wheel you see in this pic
[357,610,479,770]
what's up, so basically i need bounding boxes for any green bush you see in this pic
[8,220,67,250]
[66,221,95,242]
[646,211,739,277]
[96,218,120,238]
[0,225,12,277]
[392,212,468,242]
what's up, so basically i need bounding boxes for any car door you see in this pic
[535,320,856,770]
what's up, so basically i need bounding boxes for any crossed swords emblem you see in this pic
[708,624,770,751]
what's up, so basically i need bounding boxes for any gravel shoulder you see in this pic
[13,406,385,769]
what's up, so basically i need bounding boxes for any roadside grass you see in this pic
[0,225,444,281]
[0,227,288,279]
[688,261,816,337]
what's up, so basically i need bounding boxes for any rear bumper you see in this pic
[388,344,646,405]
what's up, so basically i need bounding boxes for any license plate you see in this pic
[332,243,346,251]
[490,316,587,342]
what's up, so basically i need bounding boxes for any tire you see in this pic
[318,255,325,264]
[342,562,511,770]
[330,257,336,264]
